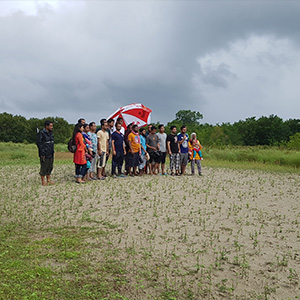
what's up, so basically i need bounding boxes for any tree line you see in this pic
[0,111,299,149]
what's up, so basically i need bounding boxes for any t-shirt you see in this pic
[156,132,167,153]
[140,135,146,155]
[111,131,124,154]
[178,133,189,154]
[97,130,109,153]
[146,133,159,153]
[88,132,98,153]
[167,134,179,154]
[128,132,140,153]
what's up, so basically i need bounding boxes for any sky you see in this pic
[0,0,299,125]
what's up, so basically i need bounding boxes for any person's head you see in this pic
[126,123,133,133]
[83,123,90,133]
[44,120,53,132]
[89,122,96,133]
[101,121,108,130]
[73,123,84,139]
[100,118,106,127]
[150,125,157,134]
[107,118,114,128]
[181,125,187,134]
[191,132,197,140]
[115,122,122,132]
[147,124,152,132]
[132,124,138,133]
[170,125,177,134]
[78,118,85,125]
[117,117,123,125]
[139,127,146,136]
[158,124,164,133]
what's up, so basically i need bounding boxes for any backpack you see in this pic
[67,138,77,153]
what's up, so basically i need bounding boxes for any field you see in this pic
[0,143,300,299]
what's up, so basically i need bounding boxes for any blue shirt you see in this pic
[140,135,146,155]
[178,133,189,153]
[111,131,124,154]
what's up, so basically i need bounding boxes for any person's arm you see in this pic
[128,134,134,153]
[112,139,116,155]
[123,141,126,155]
[106,134,109,154]
[178,134,186,145]
[37,131,46,159]
[167,140,171,155]
[97,134,102,156]
[178,140,181,153]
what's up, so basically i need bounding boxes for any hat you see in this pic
[145,152,150,161]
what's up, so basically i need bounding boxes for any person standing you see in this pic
[189,133,203,176]
[146,126,160,175]
[73,123,87,184]
[111,122,126,176]
[138,127,148,176]
[127,124,141,176]
[156,124,167,175]
[167,125,181,176]
[97,120,109,180]
[36,120,55,186]
[88,122,98,180]
[178,125,189,175]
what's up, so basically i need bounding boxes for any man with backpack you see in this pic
[36,120,54,186]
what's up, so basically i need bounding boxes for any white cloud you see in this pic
[193,36,300,123]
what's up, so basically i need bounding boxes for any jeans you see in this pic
[112,152,124,175]
[75,163,87,178]
[191,160,202,175]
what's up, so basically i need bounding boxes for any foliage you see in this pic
[287,132,300,150]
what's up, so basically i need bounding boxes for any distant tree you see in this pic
[175,110,203,126]
[287,133,300,150]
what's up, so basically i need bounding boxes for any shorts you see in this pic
[149,151,161,164]
[128,152,139,167]
[180,153,189,166]
[39,157,54,176]
[97,152,107,168]
[160,152,166,164]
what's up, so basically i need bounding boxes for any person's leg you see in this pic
[153,162,159,175]
[75,164,83,183]
[46,157,54,184]
[90,157,97,178]
[118,154,124,174]
[191,160,195,175]
[175,153,181,175]
[78,164,87,181]
[40,158,47,185]
[102,152,107,177]
[197,160,202,175]
[161,152,166,174]
[112,155,117,175]
[170,154,174,174]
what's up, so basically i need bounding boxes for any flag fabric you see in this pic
[107,103,152,131]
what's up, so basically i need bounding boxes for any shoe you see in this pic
[199,173,203,176]
[118,174,126,178]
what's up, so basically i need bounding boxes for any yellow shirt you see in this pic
[128,132,140,153]
[97,130,109,152]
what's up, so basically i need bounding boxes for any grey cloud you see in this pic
[0,1,300,124]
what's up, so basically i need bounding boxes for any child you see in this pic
[192,141,203,161]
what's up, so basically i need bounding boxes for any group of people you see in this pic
[36,118,203,185]
[71,117,203,184]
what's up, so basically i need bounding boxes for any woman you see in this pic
[73,123,87,183]
[189,132,203,176]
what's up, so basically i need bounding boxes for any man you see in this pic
[88,122,98,179]
[145,124,152,138]
[116,117,125,134]
[178,125,189,175]
[167,125,181,176]
[96,118,106,133]
[97,120,109,179]
[156,124,167,175]
[36,120,54,185]
[146,125,160,175]
[78,118,86,125]
[111,122,126,176]
[107,118,115,156]
[127,124,141,176]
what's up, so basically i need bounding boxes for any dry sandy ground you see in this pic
[1,164,300,299]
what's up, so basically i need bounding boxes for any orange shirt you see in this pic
[128,132,140,153]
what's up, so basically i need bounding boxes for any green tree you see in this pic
[175,110,203,126]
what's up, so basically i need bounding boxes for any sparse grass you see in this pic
[0,144,300,299]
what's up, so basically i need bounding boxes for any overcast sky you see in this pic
[0,0,299,125]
